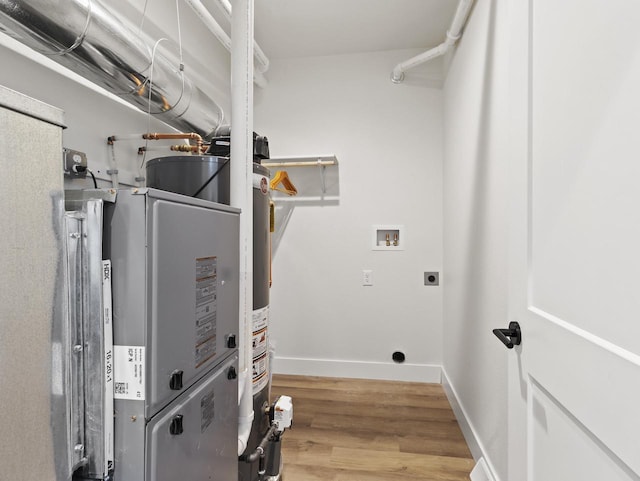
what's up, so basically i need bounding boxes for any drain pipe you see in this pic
[185,0,268,87]
[391,0,474,83]
[209,0,270,74]
[230,0,255,456]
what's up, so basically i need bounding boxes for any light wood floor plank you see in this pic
[272,375,473,481]
[331,447,474,480]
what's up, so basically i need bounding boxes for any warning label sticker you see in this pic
[201,389,215,433]
[113,346,145,400]
[252,306,269,394]
[196,256,217,368]
[252,327,268,359]
[252,351,269,394]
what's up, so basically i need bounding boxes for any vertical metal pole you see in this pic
[230,0,255,455]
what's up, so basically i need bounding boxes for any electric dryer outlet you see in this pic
[424,272,439,286]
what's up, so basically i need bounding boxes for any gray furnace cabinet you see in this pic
[104,188,240,481]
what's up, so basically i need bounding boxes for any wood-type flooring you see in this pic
[271,375,474,481]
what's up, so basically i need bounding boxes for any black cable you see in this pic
[192,159,230,198]
[87,169,98,188]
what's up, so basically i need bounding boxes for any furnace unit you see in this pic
[104,189,240,481]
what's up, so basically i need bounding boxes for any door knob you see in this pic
[492,321,521,349]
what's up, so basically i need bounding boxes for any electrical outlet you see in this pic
[424,272,439,286]
[362,270,373,286]
[63,148,88,178]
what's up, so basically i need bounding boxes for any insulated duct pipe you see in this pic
[0,0,224,136]
[391,0,474,83]
[230,0,255,456]
[184,0,267,88]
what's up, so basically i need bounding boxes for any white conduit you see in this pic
[185,0,268,86]
[391,0,474,83]
[211,0,270,73]
[230,0,255,456]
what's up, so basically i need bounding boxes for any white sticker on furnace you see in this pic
[195,256,218,368]
[113,346,145,400]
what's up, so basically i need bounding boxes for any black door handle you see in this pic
[493,321,521,349]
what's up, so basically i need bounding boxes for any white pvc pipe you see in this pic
[230,0,255,456]
[254,69,268,89]
[185,0,269,84]
[391,0,474,83]
[211,0,270,73]
[185,0,231,50]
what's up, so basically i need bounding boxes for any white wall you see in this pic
[442,0,508,479]
[255,49,444,382]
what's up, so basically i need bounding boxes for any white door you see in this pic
[506,1,640,480]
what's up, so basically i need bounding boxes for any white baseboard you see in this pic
[272,356,442,383]
[470,458,495,481]
[441,368,499,481]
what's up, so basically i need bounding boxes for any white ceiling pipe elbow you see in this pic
[391,42,448,83]
[391,0,474,83]
[184,0,269,86]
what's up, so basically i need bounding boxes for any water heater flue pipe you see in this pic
[0,0,224,136]
[391,0,474,83]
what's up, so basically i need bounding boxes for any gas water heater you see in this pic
[238,162,281,481]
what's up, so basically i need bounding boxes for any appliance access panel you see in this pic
[115,354,239,481]
[104,188,240,417]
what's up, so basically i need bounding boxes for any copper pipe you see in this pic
[170,144,207,154]
[130,74,146,96]
[142,132,204,153]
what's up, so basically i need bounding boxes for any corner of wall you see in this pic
[441,368,501,481]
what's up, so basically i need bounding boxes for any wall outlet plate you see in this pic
[424,272,439,286]
[63,148,88,178]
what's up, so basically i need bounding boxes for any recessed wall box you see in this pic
[372,225,405,251]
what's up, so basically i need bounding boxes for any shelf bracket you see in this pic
[318,158,327,193]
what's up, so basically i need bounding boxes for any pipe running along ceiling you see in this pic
[0,0,224,137]
[391,0,474,83]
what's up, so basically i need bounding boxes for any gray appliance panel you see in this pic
[146,355,239,481]
[148,196,239,414]
[105,189,239,417]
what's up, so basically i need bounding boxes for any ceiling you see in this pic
[254,0,458,60]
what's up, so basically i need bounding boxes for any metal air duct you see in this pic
[0,0,224,136]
